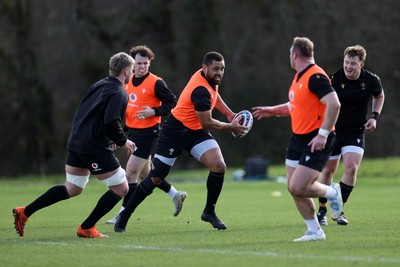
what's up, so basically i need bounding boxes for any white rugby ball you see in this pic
[232,110,253,138]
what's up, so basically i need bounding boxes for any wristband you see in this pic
[371,111,380,121]
[318,128,330,138]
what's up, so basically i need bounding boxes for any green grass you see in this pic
[1,158,400,267]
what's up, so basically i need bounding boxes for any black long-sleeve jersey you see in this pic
[67,76,128,154]
[331,68,383,131]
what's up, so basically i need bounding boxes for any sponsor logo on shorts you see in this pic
[91,163,102,172]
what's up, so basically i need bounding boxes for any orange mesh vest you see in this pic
[289,65,332,134]
[124,73,162,128]
[171,69,219,130]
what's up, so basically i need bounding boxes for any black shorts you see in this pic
[331,128,365,157]
[127,125,160,159]
[286,129,336,171]
[66,150,120,175]
[155,120,216,160]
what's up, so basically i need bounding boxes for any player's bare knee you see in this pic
[65,183,83,197]
[125,173,140,184]
[287,184,304,197]
[110,183,129,197]
[150,176,162,185]
[345,165,358,177]
[211,161,226,173]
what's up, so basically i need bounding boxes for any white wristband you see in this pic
[318,128,330,138]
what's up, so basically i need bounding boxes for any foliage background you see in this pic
[1,0,399,176]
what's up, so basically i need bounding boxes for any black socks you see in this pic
[81,190,121,230]
[157,179,172,193]
[122,183,137,207]
[340,181,354,204]
[204,171,224,214]
[24,185,70,218]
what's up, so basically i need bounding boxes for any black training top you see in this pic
[331,68,383,131]
[67,76,128,154]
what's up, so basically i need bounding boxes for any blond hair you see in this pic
[109,52,134,76]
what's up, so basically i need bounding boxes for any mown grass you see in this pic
[0,158,399,267]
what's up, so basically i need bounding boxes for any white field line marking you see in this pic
[3,240,398,264]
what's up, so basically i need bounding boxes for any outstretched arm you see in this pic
[252,102,291,120]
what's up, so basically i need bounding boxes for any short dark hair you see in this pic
[203,51,224,65]
[129,45,155,60]
[344,45,366,62]
[292,37,314,58]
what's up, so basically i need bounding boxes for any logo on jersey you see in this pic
[361,83,366,90]
[169,148,175,156]
[142,88,147,94]
[305,156,310,162]
[341,84,345,89]
[289,90,295,101]
[129,93,137,103]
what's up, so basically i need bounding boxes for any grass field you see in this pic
[1,158,399,267]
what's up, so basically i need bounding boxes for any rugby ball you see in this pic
[232,110,253,138]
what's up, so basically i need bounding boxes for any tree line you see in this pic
[1,0,399,176]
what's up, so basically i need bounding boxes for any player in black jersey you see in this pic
[12,52,135,238]
[317,45,385,225]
